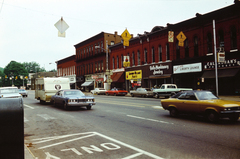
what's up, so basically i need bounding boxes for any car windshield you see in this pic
[195,91,219,100]
[19,89,26,92]
[0,88,18,94]
[64,91,85,96]
[145,88,151,91]
[116,88,124,90]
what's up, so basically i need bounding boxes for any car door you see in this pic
[177,92,199,113]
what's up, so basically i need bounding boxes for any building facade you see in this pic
[74,32,122,91]
[56,55,76,89]
[109,1,240,95]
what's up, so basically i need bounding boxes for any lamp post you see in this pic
[95,40,111,90]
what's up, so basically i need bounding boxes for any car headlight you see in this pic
[224,108,231,111]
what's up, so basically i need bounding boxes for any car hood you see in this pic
[1,93,22,98]
[201,99,240,107]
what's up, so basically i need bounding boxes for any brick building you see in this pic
[56,55,76,89]
[74,32,122,91]
[109,1,240,95]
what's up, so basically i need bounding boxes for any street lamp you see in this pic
[95,40,110,90]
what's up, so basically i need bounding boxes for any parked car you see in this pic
[0,87,22,98]
[161,90,240,122]
[18,89,28,97]
[50,89,95,110]
[90,88,106,95]
[105,88,128,96]
[130,88,153,97]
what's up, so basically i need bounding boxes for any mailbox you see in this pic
[0,98,24,159]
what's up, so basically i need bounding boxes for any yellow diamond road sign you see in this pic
[176,31,186,47]
[121,29,132,41]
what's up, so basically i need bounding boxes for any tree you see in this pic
[0,70,5,87]
[4,61,28,87]
[22,62,46,73]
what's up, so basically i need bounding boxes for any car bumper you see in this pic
[220,110,240,114]
[67,102,96,107]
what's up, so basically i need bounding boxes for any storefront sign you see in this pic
[204,59,240,70]
[149,64,170,75]
[173,63,202,74]
[126,70,142,80]
[112,68,125,73]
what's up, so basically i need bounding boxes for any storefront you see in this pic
[110,68,125,89]
[202,59,240,95]
[173,62,202,90]
[125,62,172,91]
[81,73,104,92]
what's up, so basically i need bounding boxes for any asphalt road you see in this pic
[24,91,240,159]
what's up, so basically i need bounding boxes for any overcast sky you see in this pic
[0,0,235,71]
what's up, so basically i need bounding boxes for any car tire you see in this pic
[154,94,159,98]
[206,110,219,122]
[63,103,68,110]
[169,107,178,117]
[86,105,92,110]
[106,93,109,96]
[131,93,134,97]
[53,100,57,107]
[114,93,116,96]
[229,114,239,122]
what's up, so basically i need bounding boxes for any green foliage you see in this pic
[22,61,46,73]
[4,61,28,87]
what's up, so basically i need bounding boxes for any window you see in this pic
[231,26,237,50]
[166,43,170,60]
[137,50,140,65]
[132,52,135,66]
[117,56,119,68]
[152,47,155,63]
[194,36,199,57]
[158,45,162,62]
[95,62,97,72]
[185,39,189,58]
[98,61,101,72]
[207,33,213,53]
[218,30,224,47]
[101,60,104,71]
[84,49,85,58]
[112,57,115,69]
[176,40,180,59]
[121,55,123,68]
[95,44,97,54]
[101,41,103,52]
[144,49,148,64]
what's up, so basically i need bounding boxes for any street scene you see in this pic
[1,0,240,159]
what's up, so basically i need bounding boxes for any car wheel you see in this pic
[106,93,109,96]
[229,114,239,122]
[206,110,219,122]
[169,107,178,117]
[40,100,45,104]
[53,100,57,107]
[154,94,159,98]
[114,93,117,96]
[63,103,68,110]
[86,105,92,110]
[131,93,134,97]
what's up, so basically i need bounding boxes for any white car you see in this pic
[90,88,106,95]
[0,87,22,98]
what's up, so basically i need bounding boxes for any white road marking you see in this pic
[24,104,35,109]
[152,106,163,109]
[127,115,173,124]
[24,117,29,122]
[122,152,143,159]
[37,114,56,120]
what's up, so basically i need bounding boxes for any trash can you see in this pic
[0,98,24,159]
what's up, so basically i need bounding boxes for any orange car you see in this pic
[105,88,128,96]
[161,90,240,122]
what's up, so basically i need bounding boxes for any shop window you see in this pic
[158,45,162,62]
[194,36,199,57]
[231,26,237,50]
[185,39,189,58]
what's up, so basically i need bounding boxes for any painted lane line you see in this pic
[24,104,35,109]
[127,115,173,124]
[152,106,164,109]
[38,133,96,149]
[37,114,56,120]
[122,152,143,159]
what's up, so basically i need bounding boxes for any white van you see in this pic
[35,77,70,104]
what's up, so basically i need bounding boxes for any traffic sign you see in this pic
[121,29,132,46]
[176,31,186,47]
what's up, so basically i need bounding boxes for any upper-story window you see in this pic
[218,30,224,47]
[112,57,115,69]
[166,43,170,60]
[231,26,237,50]
[158,45,162,62]
[101,41,103,52]
[121,54,123,68]
[194,36,199,57]
[117,56,119,68]
[185,39,189,58]
[95,44,97,54]
[98,42,100,53]
[176,40,180,59]
[95,62,97,72]
[207,33,213,54]
[132,52,135,66]
[89,46,91,56]
[137,50,140,65]
[144,49,148,64]
[152,47,155,63]
[84,48,86,58]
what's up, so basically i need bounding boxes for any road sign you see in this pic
[176,31,186,47]
[54,17,69,37]
[107,78,112,83]
[121,29,132,46]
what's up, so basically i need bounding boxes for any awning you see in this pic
[81,81,94,87]
[111,72,124,83]
[201,68,239,78]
